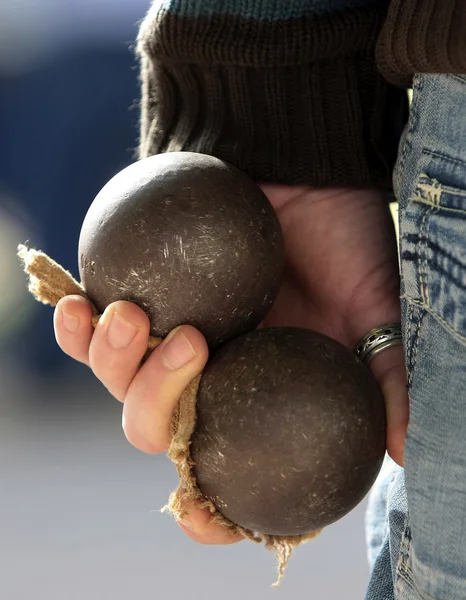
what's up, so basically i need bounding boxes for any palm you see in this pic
[261,185,401,349]
[260,184,408,465]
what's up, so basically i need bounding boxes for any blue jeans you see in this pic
[365,74,466,599]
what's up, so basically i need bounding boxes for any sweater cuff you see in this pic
[138,6,408,188]
[377,0,466,88]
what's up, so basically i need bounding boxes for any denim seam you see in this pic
[397,550,439,600]
[418,178,466,200]
[417,201,431,306]
[410,305,423,384]
[402,294,466,347]
[405,301,415,386]
[396,74,422,192]
[395,519,414,596]
[422,149,466,170]
[395,522,440,600]
[416,178,442,305]
[398,572,437,600]
[412,196,466,214]
[449,75,466,84]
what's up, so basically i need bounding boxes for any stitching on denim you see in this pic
[397,556,439,600]
[396,519,466,600]
[395,518,415,595]
[414,180,441,306]
[418,208,429,304]
[395,522,440,600]
[417,204,430,305]
[421,588,438,600]
[410,306,423,385]
[397,74,422,186]
[412,196,466,215]
[402,294,466,346]
[417,178,463,200]
[422,149,466,170]
[398,572,437,600]
[405,302,415,386]
[449,74,466,84]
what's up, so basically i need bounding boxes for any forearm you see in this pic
[137,1,408,189]
[377,0,466,88]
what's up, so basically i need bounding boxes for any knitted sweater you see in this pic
[137,0,464,189]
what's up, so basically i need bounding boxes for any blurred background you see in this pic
[1,2,370,598]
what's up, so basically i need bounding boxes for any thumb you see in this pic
[369,344,409,467]
[122,324,209,454]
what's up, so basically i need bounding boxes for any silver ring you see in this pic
[354,323,403,366]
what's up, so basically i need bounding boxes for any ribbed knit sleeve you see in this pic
[377,0,466,88]
[137,1,408,188]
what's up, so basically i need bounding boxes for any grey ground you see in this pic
[0,359,369,600]
[1,208,370,599]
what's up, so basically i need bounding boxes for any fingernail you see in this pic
[107,311,138,349]
[177,518,195,532]
[162,329,196,370]
[62,311,80,333]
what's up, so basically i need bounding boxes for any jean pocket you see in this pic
[400,150,466,342]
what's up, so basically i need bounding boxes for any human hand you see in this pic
[54,296,243,544]
[54,183,407,548]
[261,184,408,467]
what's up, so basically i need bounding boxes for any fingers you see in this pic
[370,345,409,467]
[55,296,237,546]
[122,325,209,454]
[55,295,208,454]
[88,301,151,401]
[176,499,245,546]
[54,295,94,365]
